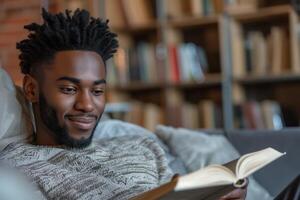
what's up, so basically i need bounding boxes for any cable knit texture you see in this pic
[0,135,174,200]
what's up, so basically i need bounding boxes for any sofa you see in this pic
[1,67,299,199]
[197,128,300,197]
[227,129,300,197]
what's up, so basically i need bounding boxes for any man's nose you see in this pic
[74,91,94,112]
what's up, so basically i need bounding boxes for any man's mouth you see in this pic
[67,115,97,130]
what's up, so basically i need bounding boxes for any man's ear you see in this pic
[23,75,39,103]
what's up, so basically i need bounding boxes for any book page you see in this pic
[236,147,285,179]
[223,158,238,172]
[175,165,236,191]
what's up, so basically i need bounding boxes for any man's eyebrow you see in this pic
[94,79,106,85]
[56,77,106,85]
[56,77,80,84]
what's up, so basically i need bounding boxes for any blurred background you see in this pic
[1,0,300,132]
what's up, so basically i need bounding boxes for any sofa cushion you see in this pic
[228,129,300,197]
[155,125,273,200]
[0,69,33,151]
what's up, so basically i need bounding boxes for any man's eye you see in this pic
[60,87,76,94]
[92,89,104,96]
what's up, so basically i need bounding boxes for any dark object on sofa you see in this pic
[227,128,300,197]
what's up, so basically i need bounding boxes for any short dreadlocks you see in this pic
[17,8,118,74]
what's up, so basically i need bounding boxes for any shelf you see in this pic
[111,21,159,33]
[108,82,163,92]
[235,73,300,85]
[230,5,292,23]
[167,15,219,28]
[172,74,222,89]
[109,74,222,92]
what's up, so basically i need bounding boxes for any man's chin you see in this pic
[62,136,93,148]
[57,130,94,148]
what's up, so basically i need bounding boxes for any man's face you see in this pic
[34,50,106,148]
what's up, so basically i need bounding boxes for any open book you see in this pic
[133,147,285,200]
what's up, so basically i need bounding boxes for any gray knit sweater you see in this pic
[0,135,174,200]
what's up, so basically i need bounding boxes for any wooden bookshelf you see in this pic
[111,21,160,33]
[167,15,219,28]
[49,0,300,131]
[229,2,300,130]
[109,83,163,92]
[236,73,300,85]
[229,5,292,22]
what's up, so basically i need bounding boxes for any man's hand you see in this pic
[218,179,248,200]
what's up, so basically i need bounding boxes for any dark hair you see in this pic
[17,8,118,74]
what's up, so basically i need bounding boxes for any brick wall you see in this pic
[0,0,42,85]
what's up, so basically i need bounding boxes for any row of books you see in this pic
[233,26,290,77]
[105,102,163,131]
[106,0,226,28]
[166,100,223,129]
[234,100,285,130]
[106,100,287,130]
[105,0,155,28]
[166,0,225,19]
[106,42,209,86]
[244,26,289,76]
[105,100,223,131]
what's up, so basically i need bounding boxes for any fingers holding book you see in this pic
[219,178,248,200]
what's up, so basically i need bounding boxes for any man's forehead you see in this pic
[53,50,104,64]
[39,50,106,83]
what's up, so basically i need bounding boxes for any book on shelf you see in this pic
[181,103,200,129]
[136,43,150,82]
[190,0,204,17]
[225,0,260,14]
[165,104,183,127]
[240,26,290,77]
[198,100,223,129]
[166,0,224,19]
[234,101,284,130]
[133,147,285,200]
[269,26,289,74]
[199,100,216,129]
[191,0,224,16]
[145,43,159,83]
[106,47,129,86]
[245,31,269,75]
[155,44,168,84]
[105,0,127,29]
[165,0,186,19]
[121,0,154,27]
[261,100,284,130]
[168,44,181,83]
[168,43,208,83]
[231,21,247,78]
[242,101,265,129]
[144,103,163,131]
[108,43,169,86]
[178,43,207,82]
[212,0,225,14]
[124,101,144,126]
[108,42,209,86]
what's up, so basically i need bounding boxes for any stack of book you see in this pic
[106,42,209,86]
[234,100,285,129]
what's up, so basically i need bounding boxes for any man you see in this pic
[0,8,247,199]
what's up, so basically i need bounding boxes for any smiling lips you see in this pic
[67,115,97,130]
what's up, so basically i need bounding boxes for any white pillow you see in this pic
[154,125,273,200]
[0,68,33,151]
[0,165,44,200]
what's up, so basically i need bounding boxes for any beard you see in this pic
[38,93,99,148]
